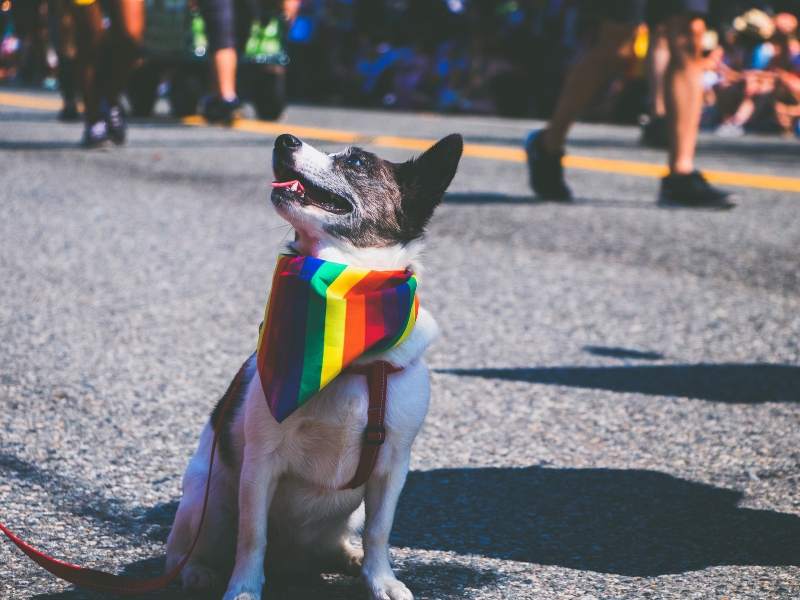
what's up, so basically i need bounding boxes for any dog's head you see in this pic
[271,133,463,265]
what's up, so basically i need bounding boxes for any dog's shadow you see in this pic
[29,464,800,599]
[395,466,800,577]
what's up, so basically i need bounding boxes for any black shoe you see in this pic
[525,129,572,201]
[58,102,80,122]
[81,120,111,149]
[658,171,735,209]
[640,115,668,149]
[202,95,241,124]
[106,104,127,145]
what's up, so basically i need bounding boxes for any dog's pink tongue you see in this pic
[272,180,305,193]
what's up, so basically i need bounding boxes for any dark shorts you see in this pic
[582,0,710,26]
[199,0,260,52]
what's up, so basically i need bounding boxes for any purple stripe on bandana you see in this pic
[380,285,402,348]
[271,258,324,420]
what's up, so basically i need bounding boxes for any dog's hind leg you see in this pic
[310,504,365,576]
[166,423,236,594]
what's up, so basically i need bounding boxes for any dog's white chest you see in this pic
[281,374,370,487]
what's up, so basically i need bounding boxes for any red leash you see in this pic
[0,361,399,594]
[0,388,228,595]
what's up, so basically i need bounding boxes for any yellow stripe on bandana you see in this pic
[320,267,363,387]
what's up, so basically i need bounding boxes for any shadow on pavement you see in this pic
[17,464,800,594]
[437,363,800,403]
[395,466,800,577]
[30,557,181,600]
[0,453,149,539]
[444,192,534,205]
[30,542,501,600]
[583,345,665,360]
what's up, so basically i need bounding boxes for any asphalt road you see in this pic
[1,92,799,600]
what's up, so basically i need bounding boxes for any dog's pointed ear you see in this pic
[395,134,463,237]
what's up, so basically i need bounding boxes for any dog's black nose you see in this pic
[276,134,301,150]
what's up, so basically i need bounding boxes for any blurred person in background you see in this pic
[197,0,246,123]
[526,0,734,208]
[198,0,290,123]
[641,23,671,146]
[12,0,48,84]
[70,0,144,147]
[713,9,800,136]
[50,0,80,121]
[0,1,79,119]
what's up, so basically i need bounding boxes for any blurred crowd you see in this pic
[2,0,799,137]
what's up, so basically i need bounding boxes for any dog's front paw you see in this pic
[365,575,414,600]
[222,583,262,600]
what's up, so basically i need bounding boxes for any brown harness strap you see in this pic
[342,360,403,490]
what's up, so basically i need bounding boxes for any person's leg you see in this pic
[14,0,46,84]
[663,13,705,174]
[656,4,732,207]
[199,0,240,122]
[69,0,104,124]
[201,0,236,97]
[50,0,80,120]
[527,15,639,200]
[640,22,670,147]
[647,24,669,119]
[541,21,639,155]
[104,0,145,108]
[212,48,238,101]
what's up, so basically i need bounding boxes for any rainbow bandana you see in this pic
[256,254,419,422]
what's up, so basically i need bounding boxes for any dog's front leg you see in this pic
[362,456,414,600]
[222,443,278,600]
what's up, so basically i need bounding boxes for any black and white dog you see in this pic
[165,133,463,600]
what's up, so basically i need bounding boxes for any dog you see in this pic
[165,132,463,600]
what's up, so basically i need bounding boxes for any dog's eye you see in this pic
[345,154,364,168]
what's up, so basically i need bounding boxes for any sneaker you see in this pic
[715,122,745,138]
[106,104,127,145]
[525,129,572,201]
[58,102,80,122]
[201,95,241,124]
[640,115,669,149]
[81,120,111,149]
[658,171,735,209]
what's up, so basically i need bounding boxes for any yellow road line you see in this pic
[182,115,362,143]
[0,92,63,111]
[4,90,799,193]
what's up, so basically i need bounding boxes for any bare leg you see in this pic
[542,21,638,154]
[648,24,669,119]
[658,15,732,206]
[213,47,238,100]
[664,15,706,174]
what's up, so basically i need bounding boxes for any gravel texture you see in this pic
[1,95,799,600]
